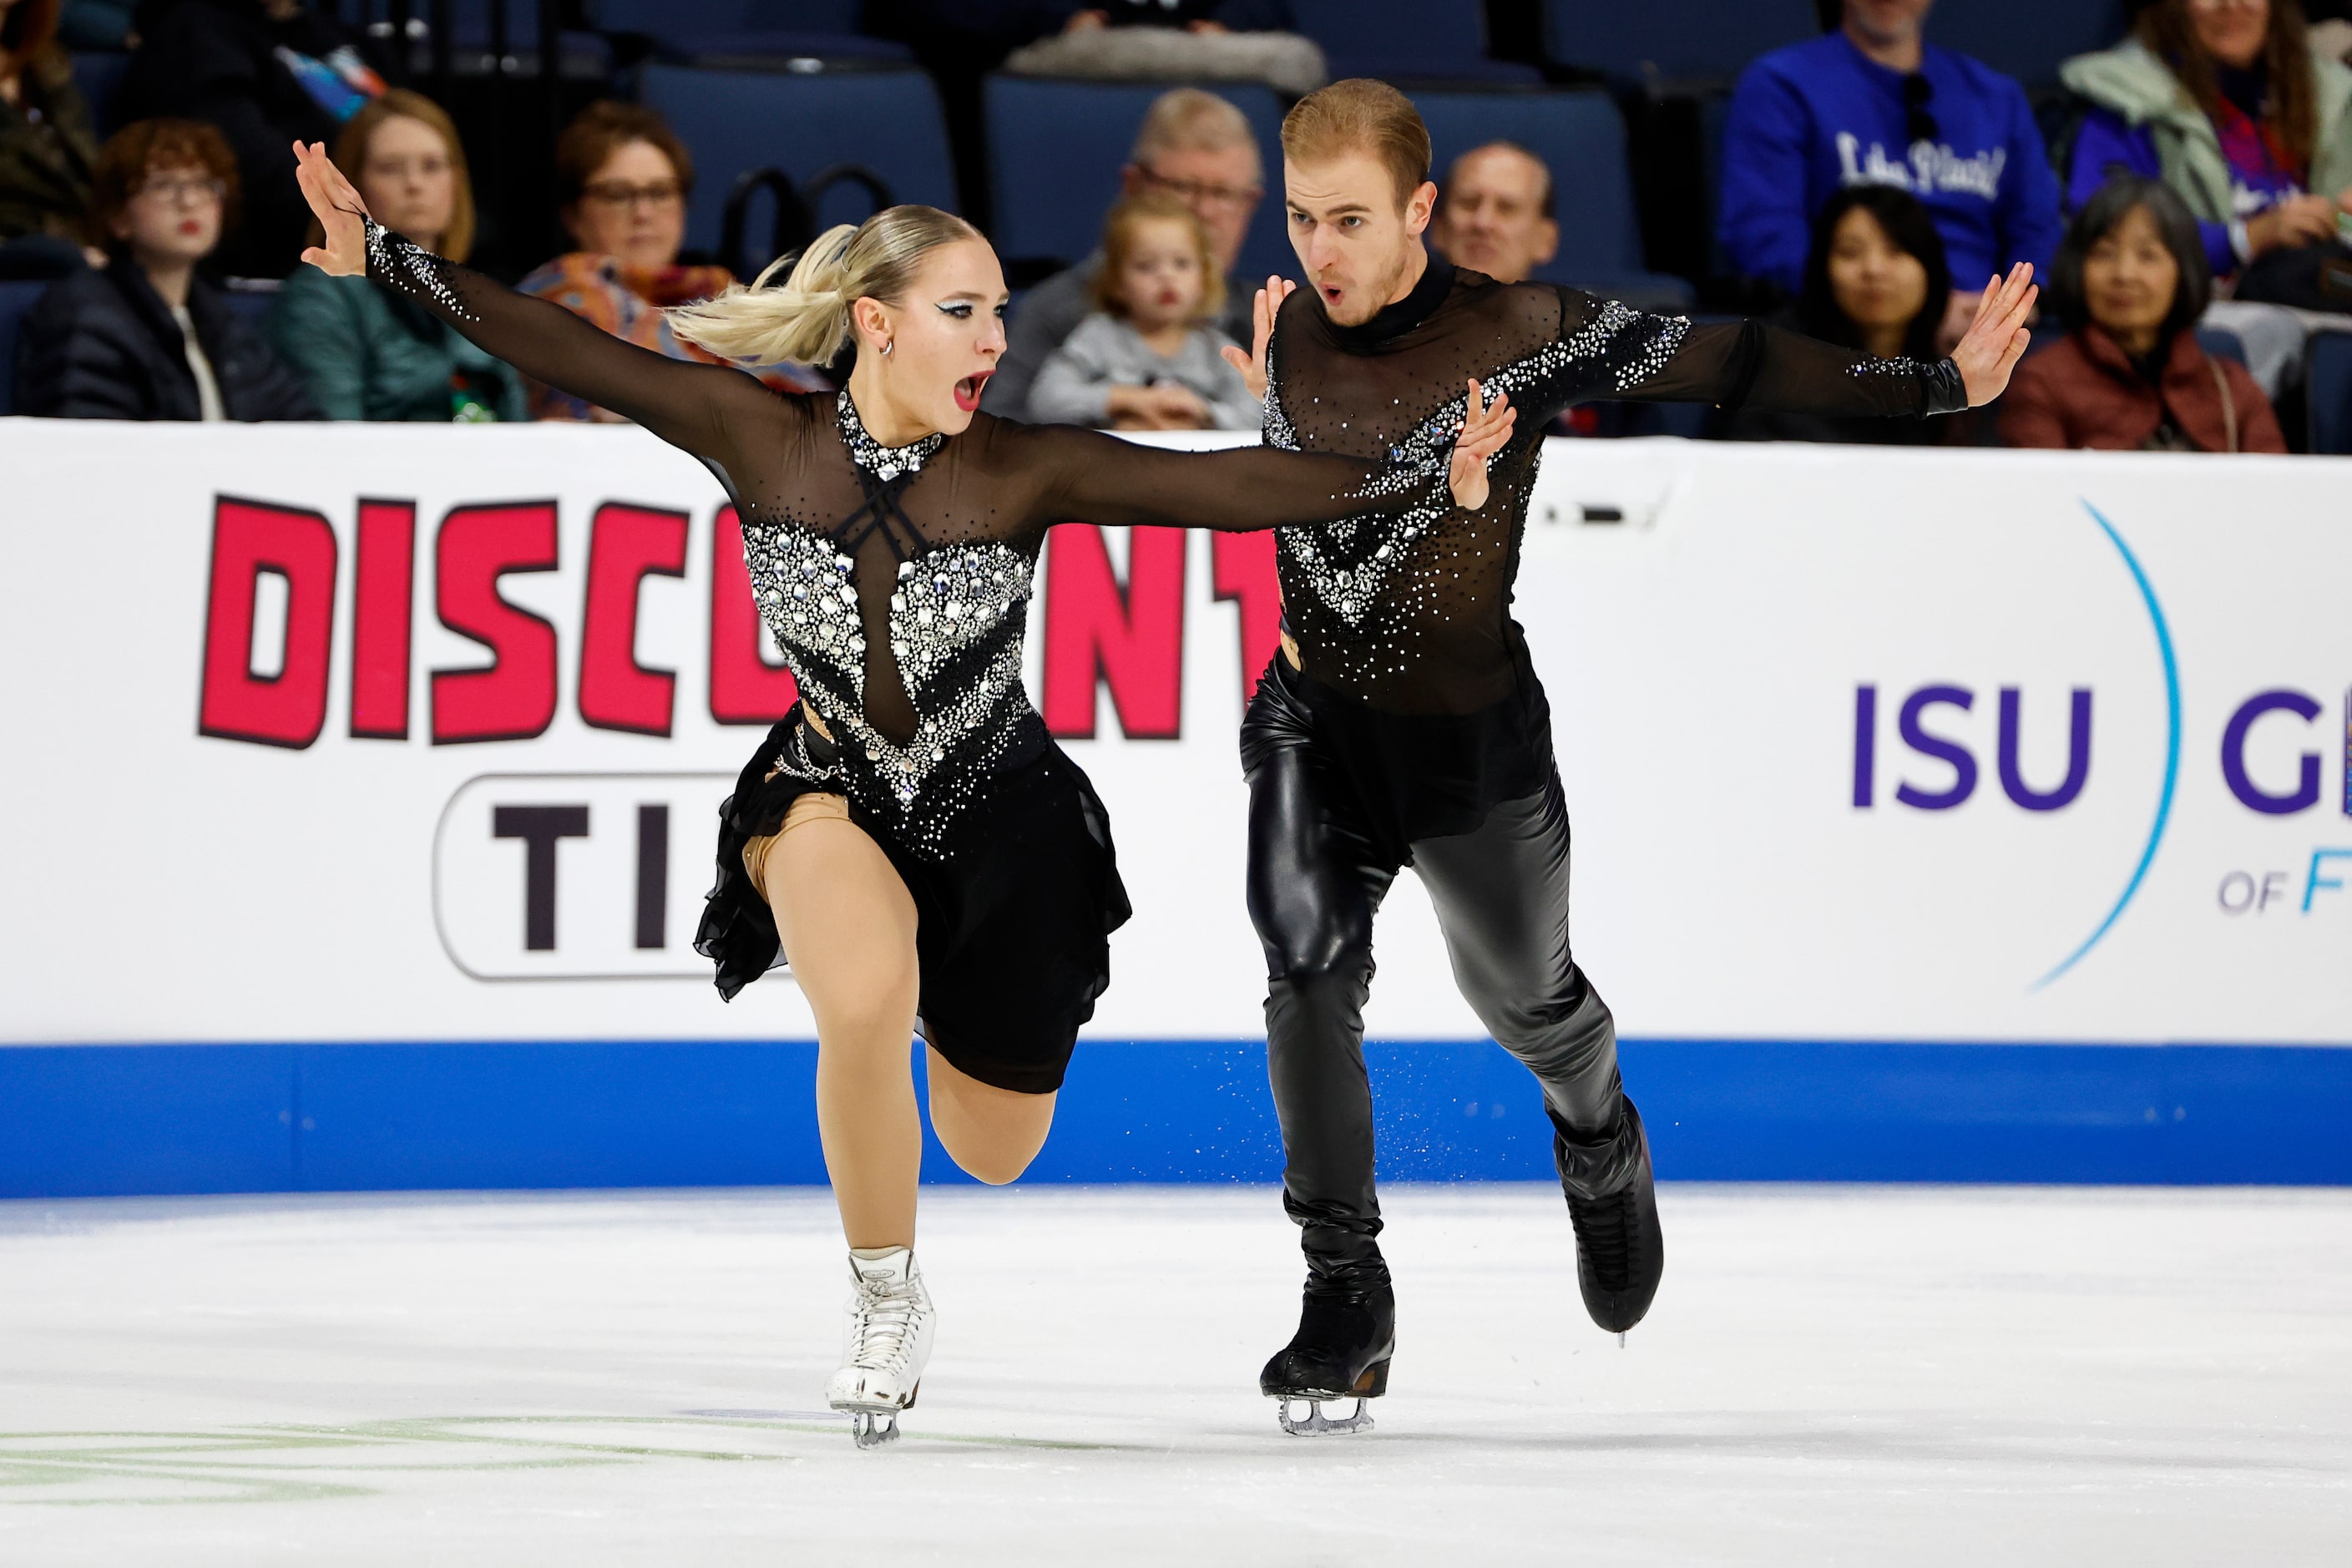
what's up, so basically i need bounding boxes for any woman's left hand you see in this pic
[1449,378,1515,511]
[1950,262,2038,407]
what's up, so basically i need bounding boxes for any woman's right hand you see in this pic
[2244,194,2339,257]
[292,139,372,277]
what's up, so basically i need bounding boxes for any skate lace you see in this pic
[848,1277,924,1373]
[1569,1189,1632,1290]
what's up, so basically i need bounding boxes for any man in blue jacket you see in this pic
[1719,0,2061,344]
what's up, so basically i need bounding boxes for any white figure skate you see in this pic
[825,1247,934,1448]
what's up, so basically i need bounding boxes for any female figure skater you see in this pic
[291,142,1512,1447]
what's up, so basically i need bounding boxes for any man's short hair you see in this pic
[1131,87,1261,179]
[1442,141,1555,222]
[1280,78,1431,207]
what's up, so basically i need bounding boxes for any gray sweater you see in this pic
[984,250,1257,420]
[1027,311,1263,432]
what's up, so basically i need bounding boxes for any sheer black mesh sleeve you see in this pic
[360,218,776,458]
[1545,289,1968,417]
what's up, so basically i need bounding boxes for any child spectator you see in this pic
[1719,0,2062,342]
[518,101,822,422]
[1027,191,1258,431]
[15,116,315,417]
[2061,0,2352,307]
[269,89,525,421]
[118,0,388,278]
[1715,183,1980,446]
[0,0,99,272]
[2001,177,2284,453]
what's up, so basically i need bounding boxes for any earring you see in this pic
[880,339,893,357]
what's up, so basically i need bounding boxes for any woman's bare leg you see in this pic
[924,1049,1056,1184]
[761,797,924,1250]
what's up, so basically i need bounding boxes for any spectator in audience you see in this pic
[1429,140,1557,286]
[268,89,524,422]
[1720,0,2062,344]
[15,116,315,417]
[0,0,100,276]
[118,0,387,278]
[2001,177,2284,452]
[519,101,823,422]
[1716,183,1980,445]
[1028,190,1258,430]
[56,0,132,50]
[2061,0,2352,309]
[1008,1,1322,98]
[986,86,1260,420]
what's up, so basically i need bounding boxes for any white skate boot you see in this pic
[825,1247,934,1448]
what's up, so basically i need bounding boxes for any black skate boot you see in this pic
[1553,1098,1664,1338]
[1259,1281,1394,1436]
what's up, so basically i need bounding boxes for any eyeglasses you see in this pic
[136,174,226,206]
[1137,165,1262,214]
[581,180,684,211]
[1901,73,1939,147]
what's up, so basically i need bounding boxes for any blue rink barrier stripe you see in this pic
[2,1039,2348,1198]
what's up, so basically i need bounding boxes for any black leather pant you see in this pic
[1244,696,1625,1292]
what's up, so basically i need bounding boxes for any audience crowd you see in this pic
[4,0,2349,453]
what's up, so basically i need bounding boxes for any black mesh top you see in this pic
[1263,259,1966,715]
[361,220,1441,854]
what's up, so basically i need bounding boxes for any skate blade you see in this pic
[837,1382,919,1449]
[1275,1396,1373,1437]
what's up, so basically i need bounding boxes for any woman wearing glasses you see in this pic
[518,100,824,421]
[16,117,315,419]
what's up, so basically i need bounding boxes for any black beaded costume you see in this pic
[361,218,1439,1092]
[1242,258,1969,1309]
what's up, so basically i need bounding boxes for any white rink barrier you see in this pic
[2,418,2349,1051]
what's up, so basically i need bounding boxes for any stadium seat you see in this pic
[2307,331,2352,456]
[1415,89,1693,307]
[1542,0,1817,87]
[1291,0,1542,88]
[983,76,1292,285]
[341,0,612,74]
[593,0,913,66]
[1922,0,2128,90]
[69,50,129,139]
[2193,326,2247,368]
[0,279,50,417]
[639,63,957,265]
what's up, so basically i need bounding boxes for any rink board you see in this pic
[3,421,2351,1194]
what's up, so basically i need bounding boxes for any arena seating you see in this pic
[1540,0,1817,87]
[593,0,913,66]
[1416,89,1692,307]
[69,50,129,140]
[1291,0,1541,88]
[982,76,1292,285]
[639,63,957,264]
[1887,0,2129,89]
[2308,332,2352,456]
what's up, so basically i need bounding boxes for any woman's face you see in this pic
[359,114,456,253]
[564,139,685,273]
[113,159,224,269]
[1825,206,1930,336]
[2082,204,2181,346]
[857,238,1009,437]
[2188,0,2270,72]
[1114,216,1205,332]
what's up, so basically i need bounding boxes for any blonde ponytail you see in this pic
[668,205,984,367]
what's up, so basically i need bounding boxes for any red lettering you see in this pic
[1041,524,1185,740]
[579,503,689,736]
[708,505,800,725]
[349,498,415,739]
[1211,530,1282,704]
[197,496,336,749]
[432,502,559,745]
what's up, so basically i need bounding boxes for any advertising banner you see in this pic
[3,420,2349,1052]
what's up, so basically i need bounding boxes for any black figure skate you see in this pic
[1260,1282,1394,1435]
[1553,1098,1664,1341]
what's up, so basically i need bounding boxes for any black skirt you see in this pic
[695,706,1131,1095]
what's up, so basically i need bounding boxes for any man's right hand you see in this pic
[2246,194,2340,257]
[1220,276,1297,401]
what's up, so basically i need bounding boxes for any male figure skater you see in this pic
[1222,79,2036,1433]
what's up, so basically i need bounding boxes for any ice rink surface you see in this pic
[2,1183,2345,1565]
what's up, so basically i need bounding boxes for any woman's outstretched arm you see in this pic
[291,140,767,458]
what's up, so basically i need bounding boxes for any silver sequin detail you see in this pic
[836,387,943,480]
[363,218,476,322]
